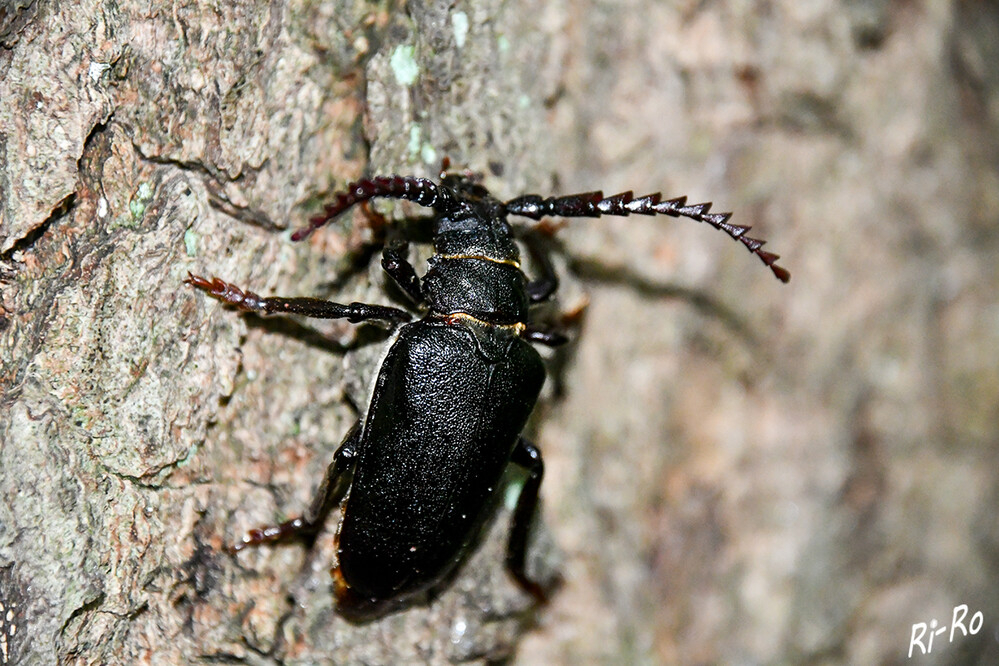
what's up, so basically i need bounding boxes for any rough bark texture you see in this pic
[2,0,998,664]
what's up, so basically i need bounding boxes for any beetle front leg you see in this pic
[186,273,411,324]
[230,423,362,553]
[380,241,424,305]
[506,437,556,601]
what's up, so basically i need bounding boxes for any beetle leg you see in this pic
[506,437,552,602]
[504,191,790,283]
[522,325,568,346]
[186,273,411,324]
[521,230,559,303]
[380,240,424,304]
[230,423,362,553]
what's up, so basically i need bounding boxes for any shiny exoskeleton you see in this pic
[187,166,789,620]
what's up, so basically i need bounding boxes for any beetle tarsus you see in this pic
[185,273,266,312]
[228,517,314,554]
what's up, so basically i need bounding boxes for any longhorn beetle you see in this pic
[187,163,789,620]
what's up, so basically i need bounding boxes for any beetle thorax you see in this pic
[433,202,521,265]
[422,203,528,326]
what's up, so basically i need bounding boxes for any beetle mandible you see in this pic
[187,164,790,619]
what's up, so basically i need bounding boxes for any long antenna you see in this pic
[505,190,790,283]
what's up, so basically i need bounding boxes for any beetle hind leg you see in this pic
[506,437,560,602]
[229,423,362,553]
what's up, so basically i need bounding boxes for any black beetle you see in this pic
[187,164,789,619]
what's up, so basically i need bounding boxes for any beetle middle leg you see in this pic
[521,230,559,303]
[522,326,568,346]
[185,273,411,324]
[230,423,362,553]
[506,436,557,601]
[519,231,574,347]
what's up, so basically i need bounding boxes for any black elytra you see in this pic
[186,164,789,620]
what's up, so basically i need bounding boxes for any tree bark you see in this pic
[2,0,998,664]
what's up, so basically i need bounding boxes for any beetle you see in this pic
[186,164,789,620]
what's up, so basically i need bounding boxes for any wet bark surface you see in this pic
[2,1,998,663]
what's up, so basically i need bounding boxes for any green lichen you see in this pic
[128,182,154,222]
[420,142,437,165]
[451,11,469,48]
[184,229,199,257]
[408,125,423,156]
[391,45,419,86]
[408,125,437,165]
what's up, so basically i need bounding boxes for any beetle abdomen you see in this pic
[335,319,544,600]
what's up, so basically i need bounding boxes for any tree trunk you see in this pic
[2,0,998,664]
